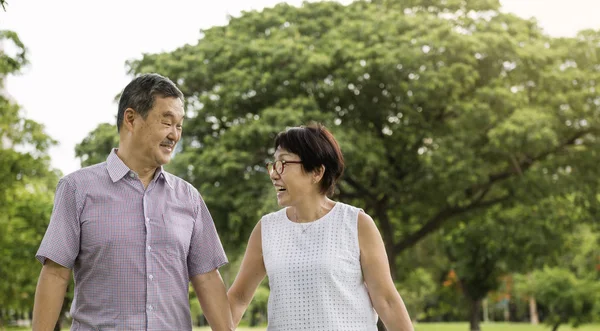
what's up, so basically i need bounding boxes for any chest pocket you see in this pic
[152,202,194,259]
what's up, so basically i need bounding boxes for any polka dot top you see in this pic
[261,202,378,330]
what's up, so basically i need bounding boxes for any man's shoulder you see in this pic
[60,162,108,187]
[162,171,199,195]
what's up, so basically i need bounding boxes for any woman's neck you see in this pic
[292,197,335,223]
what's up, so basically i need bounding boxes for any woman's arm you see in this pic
[358,211,414,331]
[227,220,267,326]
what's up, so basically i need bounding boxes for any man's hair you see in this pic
[274,122,345,196]
[116,73,184,132]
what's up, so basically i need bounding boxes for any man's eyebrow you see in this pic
[162,111,185,121]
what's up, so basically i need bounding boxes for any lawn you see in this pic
[4,322,599,330]
[410,323,600,331]
[192,323,600,331]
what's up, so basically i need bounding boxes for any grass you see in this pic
[4,322,599,330]
[411,323,600,331]
[191,323,600,331]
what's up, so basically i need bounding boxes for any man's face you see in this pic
[132,96,185,167]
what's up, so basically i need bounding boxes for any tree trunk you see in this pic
[469,298,482,331]
[250,307,258,327]
[374,201,397,280]
[551,322,561,331]
[503,299,510,322]
[529,295,539,324]
[482,298,489,323]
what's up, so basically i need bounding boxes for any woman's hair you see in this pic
[274,122,344,196]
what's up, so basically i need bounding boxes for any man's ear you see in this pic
[123,108,137,132]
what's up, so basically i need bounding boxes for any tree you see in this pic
[442,191,588,331]
[0,30,61,326]
[395,267,437,322]
[515,267,600,331]
[82,0,600,275]
[75,122,119,167]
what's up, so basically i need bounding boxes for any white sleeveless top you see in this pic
[261,202,378,330]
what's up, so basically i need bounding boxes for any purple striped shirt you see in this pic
[36,149,228,330]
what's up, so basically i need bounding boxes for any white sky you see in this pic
[1,0,599,176]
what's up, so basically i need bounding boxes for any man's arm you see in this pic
[32,259,71,331]
[191,268,234,331]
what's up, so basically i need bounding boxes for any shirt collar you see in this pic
[106,148,173,189]
[155,168,174,190]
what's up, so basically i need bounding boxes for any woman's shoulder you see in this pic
[260,207,288,224]
[334,201,366,217]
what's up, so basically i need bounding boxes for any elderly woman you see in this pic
[227,123,413,331]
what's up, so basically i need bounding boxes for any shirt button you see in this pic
[147,246,152,251]
[129,173,135,178]
[145,217,150,223]
[147,304,153,311]
[149,275,154,280]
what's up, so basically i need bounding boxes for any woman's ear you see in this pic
[313,165,326,184]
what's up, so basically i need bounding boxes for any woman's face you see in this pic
[269,147,318,207]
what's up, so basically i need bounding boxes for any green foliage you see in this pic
[558,225,600,280]
[0,30,60,316]
[121,0,600,259]
[515,268,600,330]
[243,285,269,327]
[75,122,119,167]
[440,192,588,329]
[395,268,437,321]
[0,31,26,75]
[80,0,600,277]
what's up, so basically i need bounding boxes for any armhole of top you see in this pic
[354,206,363,259]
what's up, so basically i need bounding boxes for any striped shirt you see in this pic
[36,149,228,330]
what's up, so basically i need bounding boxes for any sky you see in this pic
[1,0,599,176]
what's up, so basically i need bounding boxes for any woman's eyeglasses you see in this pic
[266,160,302,175]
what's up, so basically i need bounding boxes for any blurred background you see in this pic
[1,0,599,330]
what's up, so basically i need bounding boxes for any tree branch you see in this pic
[394,193,511,252]
[342,171,377,198]
[489,130,590,183]
[337,183,362,200]
[392,130,590,253]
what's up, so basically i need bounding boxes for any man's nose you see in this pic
[167,126,180,142]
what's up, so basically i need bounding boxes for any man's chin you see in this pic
[156,155,172,166]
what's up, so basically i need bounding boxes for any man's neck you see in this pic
[116,147,158,188]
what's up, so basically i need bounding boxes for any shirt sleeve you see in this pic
[36,177,81,269]
[187,190,228,278]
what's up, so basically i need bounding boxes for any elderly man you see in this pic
[33,73,233,330]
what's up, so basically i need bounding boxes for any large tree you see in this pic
[81,0,600,272]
